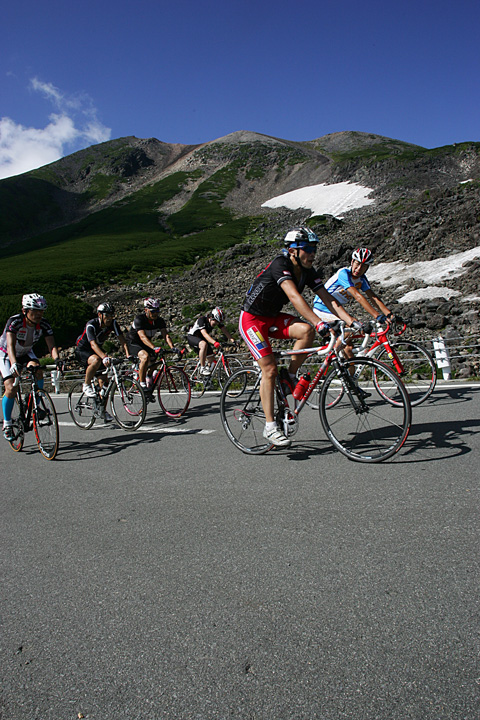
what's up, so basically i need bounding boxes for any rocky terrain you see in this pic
[1,130,479,377]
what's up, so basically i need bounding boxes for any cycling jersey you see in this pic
[76,317,123,351]
[126,313,167,345]
[313,267,371,314]
[188,316,224,338]
[243,254,324,317]
[0,314,54,357]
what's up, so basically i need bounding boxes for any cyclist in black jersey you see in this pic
[75,302,130,398]
[1,294,63,441]
[239,227,362,448]
[187,307,237,375]
[126,298,180,394]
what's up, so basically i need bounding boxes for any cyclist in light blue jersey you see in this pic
[313,247,393,360]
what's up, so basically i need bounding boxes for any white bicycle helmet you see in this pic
[97,302,115,314]
[352,247,373,265]
[22,293,47,310]
[210,307,225,323]
[284,227,319,248]
[144,297,160,310]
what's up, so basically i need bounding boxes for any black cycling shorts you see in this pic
[186,334,213,355]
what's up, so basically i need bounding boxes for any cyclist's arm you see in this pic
[118,332,130,357]
[307,285,356,326]
[221,328,236,343]
[138,329,156,351]
[89,338,108,360]
[6,331,18,367]
[347,286,390,319]
[365,289,391,317]
[45,335,60,361]
[200,328,217,346]
[160,328,175,350]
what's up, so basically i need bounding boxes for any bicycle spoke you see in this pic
[109,377,146,430]
[220,368,273,454]
[376,340,437,406]
[68,381,97,429]
[8,398,25,452]
[157,367,191,418]
[320,358,411,463]
[33,390,59,460]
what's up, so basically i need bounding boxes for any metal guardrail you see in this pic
[2,337,479,396]
[429,336,480,380]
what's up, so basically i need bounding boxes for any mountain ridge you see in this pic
[0,130,479,357]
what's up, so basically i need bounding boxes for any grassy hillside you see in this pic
[0,167,258,295]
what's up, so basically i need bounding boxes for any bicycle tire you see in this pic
[8,398,25,452]
[68,381,97,429]
[157,366,191,418]
[109,376,146,430]
[33,389,59,460]
[319,357,411,463]
[375,340,437,406]
[216,355,244,390]
[189,365,206,398]
[220,368,274,454]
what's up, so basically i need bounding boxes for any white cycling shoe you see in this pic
[82,383,96,398]
[263,425,292,448]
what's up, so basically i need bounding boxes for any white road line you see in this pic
[57,421,214,434]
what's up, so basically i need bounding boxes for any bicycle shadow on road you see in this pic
[427,386,479,407]
[54,427,167,461]
[400,417,480,462]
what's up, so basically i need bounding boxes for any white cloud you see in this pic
[0,78,111,180]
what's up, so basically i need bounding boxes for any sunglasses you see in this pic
[299,244,317,254]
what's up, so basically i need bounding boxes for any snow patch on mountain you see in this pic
[261,181,375,218]
[367,246,480,303]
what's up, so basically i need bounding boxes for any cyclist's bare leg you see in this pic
[287,321,315,375]
[257,354,278,423]
[137,349,151,383]
[198,340,209,368]
[85,354,102,385]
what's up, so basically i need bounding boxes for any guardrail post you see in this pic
[51,370,61,394]
[433,336,452,380]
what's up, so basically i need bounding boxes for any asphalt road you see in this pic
[1,383,479,719]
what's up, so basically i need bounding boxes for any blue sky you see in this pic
[1,0,479,178]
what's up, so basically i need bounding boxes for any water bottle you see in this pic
[146,374,154,389]
[293,373,311,400]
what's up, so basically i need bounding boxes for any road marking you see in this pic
[58,421,214,434]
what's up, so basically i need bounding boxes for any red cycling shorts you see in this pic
[239,310,300,359]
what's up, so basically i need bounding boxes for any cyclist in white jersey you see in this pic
[313,247,393,361]
[1,294,63,441]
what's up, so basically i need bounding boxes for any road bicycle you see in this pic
[68,359,146,430]
[220,323,412,463]
[185,344,244,398]
[7,368,59,460]
[130,348,191,419]
[304,318,437,410]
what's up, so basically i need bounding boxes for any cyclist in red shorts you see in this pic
[239,227,362,448]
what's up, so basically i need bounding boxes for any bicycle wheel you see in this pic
[303,366,344,410]
[376,340,437,406]
[109,376,146,430]
[216,355,244,390]
[157,366,191,418]
[33,390,59,460]
[319,357,411,463]
[188,364,206,398]
[220,368,274,454]
[8,398,25,452]
[68,381,97,429]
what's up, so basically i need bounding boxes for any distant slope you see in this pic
[0,130,479,300]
